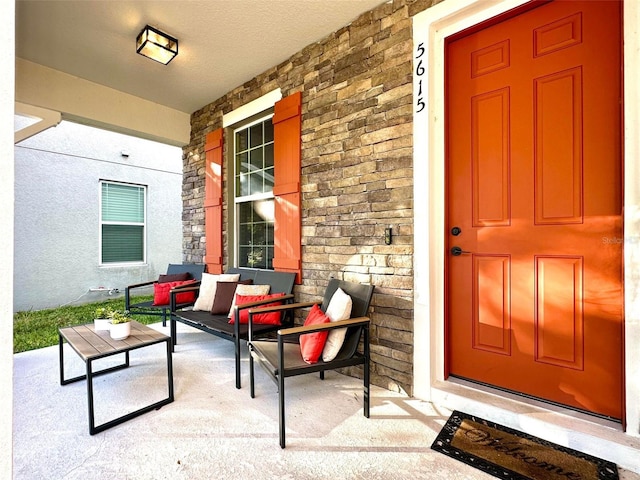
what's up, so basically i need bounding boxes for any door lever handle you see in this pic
[450,246,471,256]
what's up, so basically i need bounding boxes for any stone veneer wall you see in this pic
[183,0,440,395]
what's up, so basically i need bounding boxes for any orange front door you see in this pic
[446,0,623,419]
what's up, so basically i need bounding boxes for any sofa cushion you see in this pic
[300,304,330,364]
[193,273,241,311]
[153,280,196,306]
[322,287,353,362]
[228,293,286,324]
[210,279,253,314]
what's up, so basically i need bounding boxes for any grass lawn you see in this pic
[13,296,160,354]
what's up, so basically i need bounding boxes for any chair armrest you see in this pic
[276,316,371,338]
[243,295,300,340]
[126,280,156,291]
[170,283,201,293]
[236,294,295,312]
[169,282,201,311]
[125,280,157,309]
[247,299,315,316]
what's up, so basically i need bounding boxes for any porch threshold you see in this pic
[430,379,640,474]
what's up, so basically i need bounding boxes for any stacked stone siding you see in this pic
[184,0,441,395]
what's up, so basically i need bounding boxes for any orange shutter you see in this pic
[272,92,302,283]
[204,128,224,274]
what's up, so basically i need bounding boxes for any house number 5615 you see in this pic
[415,42,426,113]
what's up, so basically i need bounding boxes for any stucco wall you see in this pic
[13,120,183,312]
[183,0,439,395]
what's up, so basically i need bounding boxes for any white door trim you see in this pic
[412,0,640,470]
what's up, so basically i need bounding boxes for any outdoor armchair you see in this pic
[125,263,206,326]
[248,279,374,448]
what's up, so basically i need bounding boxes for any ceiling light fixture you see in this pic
[136,25,178,65]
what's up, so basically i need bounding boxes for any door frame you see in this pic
[412,0,640,439]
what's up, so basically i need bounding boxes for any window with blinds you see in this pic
[100,181,146,264]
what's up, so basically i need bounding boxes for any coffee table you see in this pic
[58,320,174,435]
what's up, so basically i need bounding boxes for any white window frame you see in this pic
[223,89,282,270]
[99,180,147,266]
[232,114,275,270]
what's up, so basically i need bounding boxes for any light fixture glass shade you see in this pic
[136,25,178,65]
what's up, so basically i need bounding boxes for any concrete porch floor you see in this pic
[13,322,640,480]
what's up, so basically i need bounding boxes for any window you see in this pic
[206,90,301,278]
[234,116,274,269]
[100,181,146,264]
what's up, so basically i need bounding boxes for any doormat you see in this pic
[431,411,619,480]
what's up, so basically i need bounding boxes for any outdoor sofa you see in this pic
[169,267,296,388]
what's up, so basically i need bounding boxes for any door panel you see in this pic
[535,255,583,370]
[446,0,623,419]
[472,88,510,227]
[534,67,583,224]
[473,255,511,355]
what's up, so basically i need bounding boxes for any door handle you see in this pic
[450,246,471,256]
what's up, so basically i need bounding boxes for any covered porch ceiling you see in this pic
[15,0,388,145]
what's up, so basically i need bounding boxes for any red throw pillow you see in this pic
[299,304,330,364]
[227,293,285,324]
[153,280,196,306]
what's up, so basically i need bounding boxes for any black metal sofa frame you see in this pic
[125,263,207,326]
[169,267,296,389]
